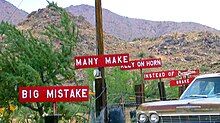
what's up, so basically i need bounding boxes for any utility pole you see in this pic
[95,0,107,122]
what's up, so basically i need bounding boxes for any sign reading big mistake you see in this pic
[74,53,129,69]
[19,86,89,103]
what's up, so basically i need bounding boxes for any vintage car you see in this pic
[136,73,220,123]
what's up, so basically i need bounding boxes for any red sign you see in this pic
[120,58,162,70]
[170,77,195,86]
[19,86,89,103]
[178,69,200,77]
[144,70,179,80]
[74,53,129,69]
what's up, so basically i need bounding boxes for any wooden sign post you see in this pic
[121,58,162,103]
[144,70,179,101]
[74,53,129,122]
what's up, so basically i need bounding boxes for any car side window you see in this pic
[189,82,201,95]
[200,81,214,95]
[214,82,220,94]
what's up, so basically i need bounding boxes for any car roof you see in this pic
[196,73,220,79]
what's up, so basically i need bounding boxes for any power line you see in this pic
[6,0,24,23]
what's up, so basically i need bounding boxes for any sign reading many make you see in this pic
[75,53,129,69]
[120,58,162,70]
[19,86,89,103]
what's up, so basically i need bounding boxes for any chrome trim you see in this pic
[176,105,201,109]
[160,115,220,122]
[160,113,220,117]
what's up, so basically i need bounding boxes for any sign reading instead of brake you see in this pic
[170,77,195,86]
[74,53,129,69]
[120,58,162,70]
[19,86,89,103]
[144,70,179,80]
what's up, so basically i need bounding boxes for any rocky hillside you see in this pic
[0,0,27,25]
[66,4,220,41]
[17,7,125,56]
[111,31,220,73]
[17,6,220,74]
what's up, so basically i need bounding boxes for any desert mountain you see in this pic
[1,0,219,42]
[66,4,220,41]
[15,5,220,73]
[17,7,125,56]
[0,0,28,25]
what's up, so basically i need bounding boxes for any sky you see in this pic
[5,0,220,30]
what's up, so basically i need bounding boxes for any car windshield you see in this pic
[180,77,220,99]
